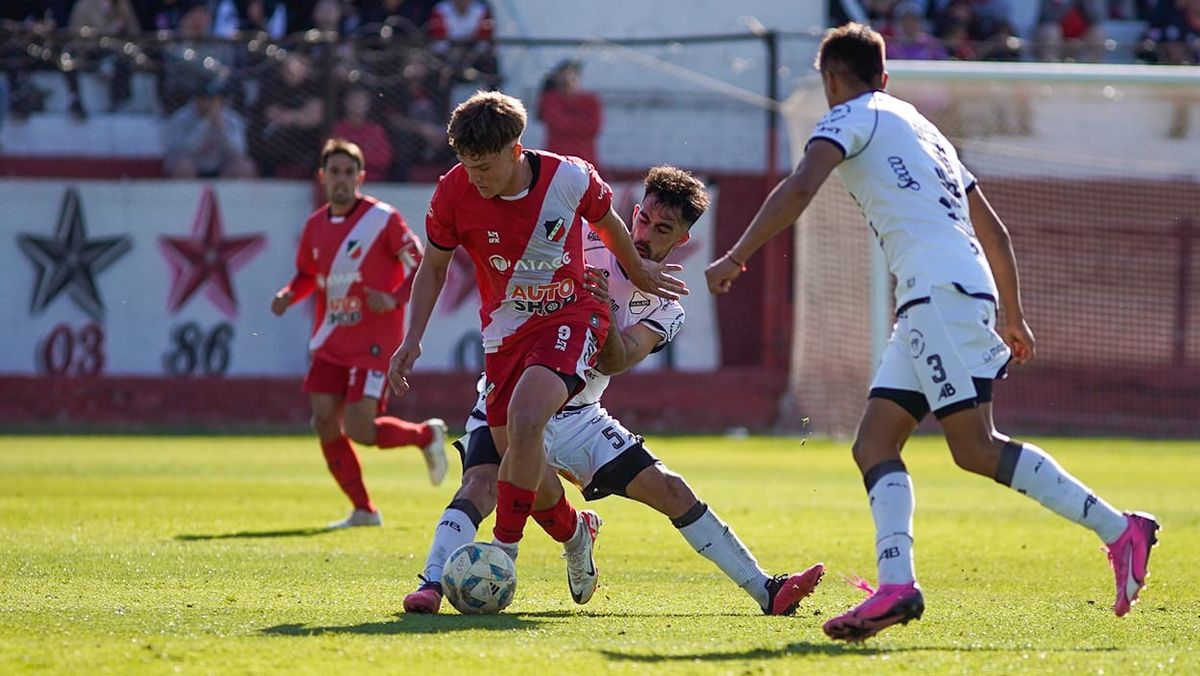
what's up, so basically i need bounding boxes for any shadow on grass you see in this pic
[175,528,333,541]
[518,610,753,619]
[263,613,545,636]
[601,641,1122,663]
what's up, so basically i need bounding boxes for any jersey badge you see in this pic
[346,239,363,260]
[543,217,566,243]
[629,291,651,315]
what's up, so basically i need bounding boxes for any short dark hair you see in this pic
[320,138,365,172]
[643,165,710,228]
[815,22,886,87]
[447,90,527,157]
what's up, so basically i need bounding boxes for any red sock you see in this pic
[320,436,375,512]
[374,417,432,449]
[532,493,579,543]
[493,480,536,544]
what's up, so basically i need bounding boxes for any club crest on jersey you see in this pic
[543,217,566,242]
[346,239,363,260]
[629,291,651,315]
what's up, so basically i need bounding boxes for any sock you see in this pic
[995,441,1127,543]
[864,459,916,586]
[532,493,579,544]
[421,499,482,584]
[493,480,536,545]
[673,502,771,609]
[320,436,374,512]
[375,416,432,449]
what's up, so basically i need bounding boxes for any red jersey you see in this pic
[425,150,613,352]
[287,195,422,371]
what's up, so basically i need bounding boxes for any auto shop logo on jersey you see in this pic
[543,217,566,242]
[346,239,363,260]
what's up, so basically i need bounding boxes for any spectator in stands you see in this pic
[427,0,499,89]
[3,1,85,120]
[160,0,238,114]
[250,52,326,177]
[332,87,393,181]
[68,0,140,113]
[163,78,257,178]
[865,0,902,34]
[537,59,604,169]
[359,0,434,36]
[311,0,352,36]
[1036,0,1109,61]
[1141,0,1200,64]
[382,52,453,180]
[887,1,950,58]
[940,21,978,59]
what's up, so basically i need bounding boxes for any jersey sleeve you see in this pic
[285,219,318,302]
[425,174,459,251]
[638,298,685,354]
[575,159,614,223]
[806,100,876,159]
[388,211,424,277]
[959,160,978,193]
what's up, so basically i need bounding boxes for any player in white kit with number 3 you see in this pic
[706,23,1159,642]
[404,166,824,616]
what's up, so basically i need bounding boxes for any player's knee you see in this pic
[851,437,899,472]
[505,408,547,447]
[948,438,995,476]
[659,469,696,505]
[310,411,340,439]
[343,416,376,446]
[458,469,498,515]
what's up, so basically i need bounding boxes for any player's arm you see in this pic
[388,245,453,395]
[272,228,317,315]
[968,185,1035,364]
[705,139,843,294]
[590,208,688,301]
[583,266,669,375]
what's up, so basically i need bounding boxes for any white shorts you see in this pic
[458,399,656,500]
[871,283,1011,420]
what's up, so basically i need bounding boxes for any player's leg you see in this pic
[405,426,501,613]
[490,365,570,560]
[824,324,927,641]
[623,461,824,615]
[939,404,1159,616]
[341,382,448,486]
[303,359,381,528]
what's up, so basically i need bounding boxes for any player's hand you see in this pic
[630,259,687,301]
[1001,317,1036,365]
[365,287,397,313]
[582,265,610,303]
[705,255,744,295]
[270,291,293,316]
[388,339,421,397]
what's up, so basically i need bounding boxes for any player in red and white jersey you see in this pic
[402,166,824,617]
[272,139,448,530]
[388,91,687,571]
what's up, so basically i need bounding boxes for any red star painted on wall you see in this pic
[159,187,265,318]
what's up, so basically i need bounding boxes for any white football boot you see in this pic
[564,510,603,604]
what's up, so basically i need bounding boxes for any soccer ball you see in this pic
[442,542,517,614]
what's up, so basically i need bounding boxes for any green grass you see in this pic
[1,434,1198,674]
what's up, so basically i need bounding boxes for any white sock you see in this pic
[866,466,916,585]
[563,515,586,554]
[674,503,770,609]
[422,505,478,584]
[490,538,519,562]
[1001,442,1127,544]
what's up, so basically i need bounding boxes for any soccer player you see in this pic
[706,23,1159,641]
[272,139,448,530]
[402,166,824,616]
[388,91,686,573]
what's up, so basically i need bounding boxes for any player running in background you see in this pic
[706,23,1159,641]
[272,139,448,530]
[387,92,685,570]
[402,166,824,616]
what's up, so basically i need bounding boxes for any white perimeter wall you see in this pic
[0,179,719,377]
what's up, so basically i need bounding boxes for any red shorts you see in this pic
[484,308,609,427]
[302,356,389,409]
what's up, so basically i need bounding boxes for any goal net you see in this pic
[782,61,1200,438]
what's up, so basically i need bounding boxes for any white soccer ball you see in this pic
[442,542,517,614]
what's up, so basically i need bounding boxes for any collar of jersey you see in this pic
[498,151,541,201]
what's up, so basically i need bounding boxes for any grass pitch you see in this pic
[1,434,1197,674]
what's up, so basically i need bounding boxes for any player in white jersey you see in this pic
[403,166,824,615]
[706,23,1159,642]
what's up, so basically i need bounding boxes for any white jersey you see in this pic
[570,242,685,406]
[807,90,997,309]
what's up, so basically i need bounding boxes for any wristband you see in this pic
[726,252,748,272]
